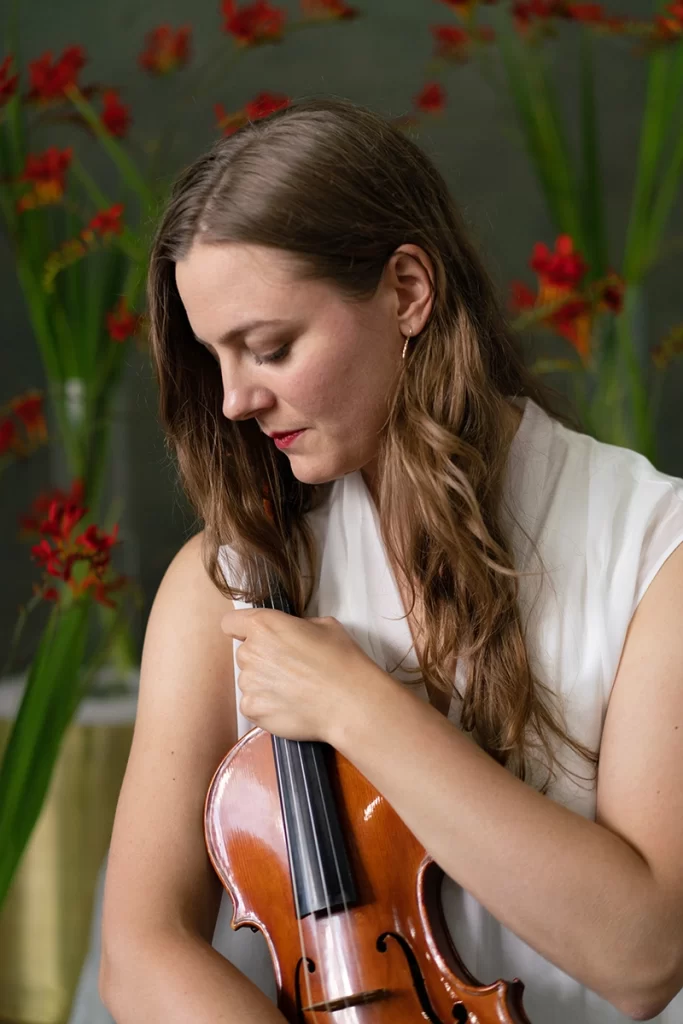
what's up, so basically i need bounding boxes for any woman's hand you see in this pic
[220,608,392,744]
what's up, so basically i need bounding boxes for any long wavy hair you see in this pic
[147,96,596,789]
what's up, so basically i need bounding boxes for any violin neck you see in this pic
[272,736,357,918]
[254,567,357,920]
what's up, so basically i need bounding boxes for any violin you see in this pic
[204,563,532,1023]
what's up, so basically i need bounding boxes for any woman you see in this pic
[100,97,683,1023]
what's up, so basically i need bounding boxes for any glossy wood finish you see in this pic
[205,727,532,1023]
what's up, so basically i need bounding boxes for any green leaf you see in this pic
[578,32,607,278]
[492,9,582,240]
[65,87,155,209]
[623,49,673,282]
[0,600,90,910]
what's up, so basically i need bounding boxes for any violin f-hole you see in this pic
[377,931,445,1023]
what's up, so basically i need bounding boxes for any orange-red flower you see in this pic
[511,235,624,361]
[512,0,627,34]
[139,24,192,74]
[17,146,73,212]
[0,418,18,457]
[86,203,125,238]
[531,234,587,289]
[0,390,47,460]
[101,90,130,137]
[215,91,291,135]
[0,390,46,463]
[415,82,447,114]
[432,23,494,59]
[19,479,85,535]
[27,486,124,606]
[300,0,359,19]
[44,204,126,291]
[438,0,497,17]
[11,391,48,445]
[27,45,86,101]
[0,54,19,106]
[653,1,683,41]
[106,297,142,341]
[222,0,287,44]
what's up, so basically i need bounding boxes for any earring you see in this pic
[401,327,413,361]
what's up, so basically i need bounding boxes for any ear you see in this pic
[387,245,435,337]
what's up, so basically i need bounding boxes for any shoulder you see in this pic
[513,404,683,578]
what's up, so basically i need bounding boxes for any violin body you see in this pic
[205,725,531,1023]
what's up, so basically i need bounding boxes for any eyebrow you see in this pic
[193,318,289,348]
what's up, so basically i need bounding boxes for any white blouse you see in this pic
[213,395,683,1022]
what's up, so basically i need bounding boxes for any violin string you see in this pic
[261,556,362,1011]
[255,556,324,1020]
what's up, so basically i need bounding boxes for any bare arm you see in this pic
[100,532,286,1023]
[329,542,683,1020]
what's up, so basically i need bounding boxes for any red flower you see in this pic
[512,0,559,33]
[431,23,493,59]
[300,0,359,19]
[21,146,73,185]
[654,1,683,40]
[432,24,470,57]
[19,480,85,535]
[27,45,86,101]
[246,91,290,119]
[27,487,124,606]
[215,91,291,135]
[17,146,72,211]
[86,203,125,237]
[106,297,142,341]
[531,234,587,289]
[510,280,537,311]
[0,54,19,106]
[0,417,18,456]
[598,276,625,314]
[438,0,497,15]
[79,571,127,609]
[75,522,119,572]
[566,3,606,23]
[11,391,47,445]
[415,82,447,114]
[511,236,624,362]
[222,0,287,44]
[139,24,192,74]
[40,496,87,543]
[101,90,130,137]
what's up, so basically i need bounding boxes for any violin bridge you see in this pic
[302,987,391,1013]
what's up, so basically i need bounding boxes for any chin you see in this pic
[287,452,356,486]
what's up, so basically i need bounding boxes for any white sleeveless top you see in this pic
[212,396,683,1021]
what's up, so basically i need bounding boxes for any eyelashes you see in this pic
[253,344,290,366]
[201,342,291,367]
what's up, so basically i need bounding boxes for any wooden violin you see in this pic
[204,566,532,1023]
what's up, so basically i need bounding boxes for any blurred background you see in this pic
[1,0,681,1021]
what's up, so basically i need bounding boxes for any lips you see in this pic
[269,429,304,439]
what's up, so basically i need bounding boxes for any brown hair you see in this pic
[146,96,596,789]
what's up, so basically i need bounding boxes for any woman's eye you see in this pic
[254,344,290,366]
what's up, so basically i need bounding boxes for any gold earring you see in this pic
[401,327,413,361]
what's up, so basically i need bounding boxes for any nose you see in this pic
[220,365,275,422]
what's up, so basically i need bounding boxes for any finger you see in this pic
[220,606,288,638]
[220,606,261,639]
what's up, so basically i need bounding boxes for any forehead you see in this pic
[175,242,310,326]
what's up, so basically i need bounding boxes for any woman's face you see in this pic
[175,240,432,489]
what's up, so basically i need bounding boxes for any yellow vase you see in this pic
[0,683,135,1024]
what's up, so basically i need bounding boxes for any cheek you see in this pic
[289,348,357,418]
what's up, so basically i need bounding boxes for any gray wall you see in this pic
[2,0,682,663]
